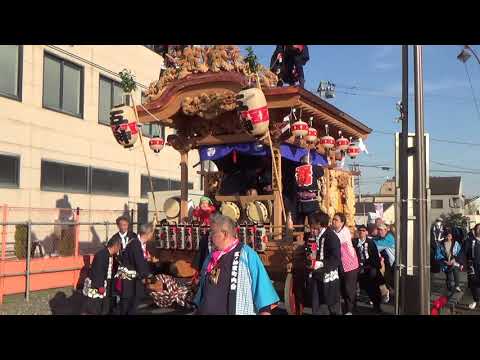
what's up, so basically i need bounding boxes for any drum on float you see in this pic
[220,201,241,223]
[163,197,194,220]
[246,201,270,224]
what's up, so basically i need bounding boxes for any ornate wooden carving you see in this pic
[145,45,279,102]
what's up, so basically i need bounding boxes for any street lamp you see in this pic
[457,45,480,65]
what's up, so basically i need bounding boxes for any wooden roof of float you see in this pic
[137,48,371,152]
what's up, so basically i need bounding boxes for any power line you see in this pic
[431,160,480,172]
[463,62,480,121]
[335,83,480,104]
[374,129,480,147]
[431,169,480,175]
[46,45,150,90]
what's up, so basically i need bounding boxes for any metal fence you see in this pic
[0,218,143,304]
[0,205,161,258]
[0,205,156,303]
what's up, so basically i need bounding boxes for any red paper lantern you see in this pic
[149,136,165,154]
[336,131,350,152]
[110,105,139,149]
[237,87,270,138]
[291,120,309,137]
[347,138,360,159]
[305,127,318,143]
[319,135,335,149]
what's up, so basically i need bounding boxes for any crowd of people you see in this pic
[430,218,480,310]
[80,210,401,315]
[306,213,395,315]
[81,214,279,315]
[81,205,480,315]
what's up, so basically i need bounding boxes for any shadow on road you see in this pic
[49,290,85,315]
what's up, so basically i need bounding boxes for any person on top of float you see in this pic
[270,45,310,88]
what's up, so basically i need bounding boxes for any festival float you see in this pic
[110,45,372,314]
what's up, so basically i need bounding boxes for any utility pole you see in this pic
[396,45,409,315]
[413,45,430,315]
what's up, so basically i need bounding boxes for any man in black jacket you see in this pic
[117,223,153,315]
[109,216,137,313]
[307,211,342,315]
[82,237,121,315]
[110,216,137,253]
[352,224,383,313]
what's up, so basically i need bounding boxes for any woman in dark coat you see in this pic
[434,227,464,293]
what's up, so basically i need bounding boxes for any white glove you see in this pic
[314,261,324,270]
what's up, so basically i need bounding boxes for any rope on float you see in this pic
[254,73,287,223]
[129,94,160,227]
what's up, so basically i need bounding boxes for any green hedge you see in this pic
[14,224,28,259]
[59,225,76,257]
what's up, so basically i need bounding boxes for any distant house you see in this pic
[429,177,464,224]
[355,176,464,226]
[355,200,395,225]
[465,195,480,215]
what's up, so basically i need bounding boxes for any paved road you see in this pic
[0,272,478,315]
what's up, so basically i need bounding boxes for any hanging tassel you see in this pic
[232,150,237,164]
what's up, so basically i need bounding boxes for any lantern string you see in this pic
[138,103,164,126]
[130,95,160,227]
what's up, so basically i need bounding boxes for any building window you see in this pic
[0,45,22,101]
[141,175,169,198]
[41,160,88,193]
[98,75,129,125]
[0,154,20,188]
[91,168,129,196]
[141,175,193,198]
[431,199,444,209]
[141,123,165,139]
[43,52,83,118]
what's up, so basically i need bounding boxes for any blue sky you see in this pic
[247,45,480,197]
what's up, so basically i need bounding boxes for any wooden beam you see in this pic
[272,147,283,240]
[194,133,257,147]
[216,195,275,206]
[180,152,189,221]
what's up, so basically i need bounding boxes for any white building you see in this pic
[0,45,201,253]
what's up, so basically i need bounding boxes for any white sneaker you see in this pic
[382,291,390,304]
[345,312,353,315]
[469,302,477,310]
